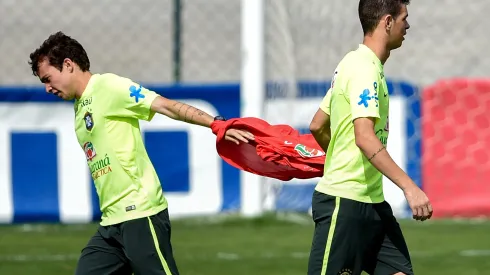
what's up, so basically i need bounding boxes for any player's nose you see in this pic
[45,84,53,94]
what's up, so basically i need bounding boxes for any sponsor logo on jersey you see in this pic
[358,88,379,108]
[294,144,325,158]
[83,142,97,161]
[129,85,145,103]
[79,97,92,108]
[88,153,113,180]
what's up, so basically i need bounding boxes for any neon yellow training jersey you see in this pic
[315,44,390,203]
[74,73,167,226]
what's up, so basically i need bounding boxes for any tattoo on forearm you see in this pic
[172,101,206,124]
[368,146,386,161]
[174,102,185,118]
[183,105,192,122]
[190,109,205,122]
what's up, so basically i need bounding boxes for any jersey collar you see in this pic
[358,44,383,71]
[79,74,99,101]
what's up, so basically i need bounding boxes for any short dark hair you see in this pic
[358,0,410,35]
[29,31,90,76]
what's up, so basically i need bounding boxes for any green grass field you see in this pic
[0,213,489,275]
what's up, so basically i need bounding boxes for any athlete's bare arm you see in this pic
[150,95,254,144]
[150,95,214,127]
[309,109,331,152]
[354,117,432,221]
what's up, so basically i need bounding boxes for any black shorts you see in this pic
[75,209,179,275]
[307,191,413,275]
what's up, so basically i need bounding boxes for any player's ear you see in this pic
[384,14,393,32]
[63,58,74,73]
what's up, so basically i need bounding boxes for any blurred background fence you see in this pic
[1,0,490,222]
[3,0,490,85]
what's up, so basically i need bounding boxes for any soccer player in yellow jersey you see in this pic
[307,1,432,274]
[28,32,254,275]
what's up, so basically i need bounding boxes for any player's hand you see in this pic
[224,129,255,145]
[403,185,433,221]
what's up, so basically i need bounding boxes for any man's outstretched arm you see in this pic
[150,95,254,144]
[150,95,214,127]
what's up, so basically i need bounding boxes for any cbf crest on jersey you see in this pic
[83,142,97,161]
[84,111,94,131]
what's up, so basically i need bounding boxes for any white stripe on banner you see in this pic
[0,104,92,223]
[383,97,408,218]
[55,107,93,224]
[0,116,13,223]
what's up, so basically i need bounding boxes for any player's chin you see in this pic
[59,93,73,101]
[390,40,404,50]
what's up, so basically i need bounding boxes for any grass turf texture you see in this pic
[0,213,489,275]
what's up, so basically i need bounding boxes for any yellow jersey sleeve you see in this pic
[103,74,159,121]
[345,62,381,121]
[319,88,332,115]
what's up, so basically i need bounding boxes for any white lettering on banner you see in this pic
[0,104,92,223]
[140,100,222,217]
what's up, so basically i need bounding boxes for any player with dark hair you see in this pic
[307,0,431,274]
[29,31,254,275]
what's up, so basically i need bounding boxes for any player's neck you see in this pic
[74,71,93,100]
[362,36,390,65]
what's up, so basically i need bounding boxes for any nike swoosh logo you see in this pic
[284,141,293,145]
